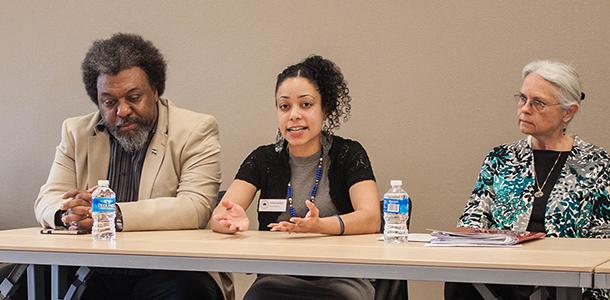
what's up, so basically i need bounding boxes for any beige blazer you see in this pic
[34,98,233,299]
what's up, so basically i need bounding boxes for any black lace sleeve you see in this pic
[340,139,376,188]
[234,146,265,190]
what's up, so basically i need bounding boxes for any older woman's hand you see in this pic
[268,200,321,233]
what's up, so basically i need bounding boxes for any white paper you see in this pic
[377,233,432,242]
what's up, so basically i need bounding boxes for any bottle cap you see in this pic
[97,180,110,187]
[390,180,402,186]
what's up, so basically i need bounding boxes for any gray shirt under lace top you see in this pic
[277,150,338,221]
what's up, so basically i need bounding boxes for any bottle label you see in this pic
[383,197,409,215]
[92,197,116,213]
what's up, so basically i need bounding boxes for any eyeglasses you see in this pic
[513,94,561,112]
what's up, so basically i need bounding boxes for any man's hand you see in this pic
[60,188,95,231]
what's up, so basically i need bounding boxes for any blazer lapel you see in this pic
[139,99,168,199]
[88,130,110,190]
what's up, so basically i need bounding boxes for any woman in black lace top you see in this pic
[210,55,380,300]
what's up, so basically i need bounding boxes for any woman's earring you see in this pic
[274,129,285,153]
[322,122,331,134]
[321,132,333,155]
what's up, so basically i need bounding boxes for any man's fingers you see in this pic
[75,192,92,203]
[68,206,91,216]
[62,190,80,199]
[61,189,93,208]
[69,217,93,231]
[77,217,93,229]
[61,213,86,224]
[62,189,91,199]
[61,198,92,210]
[60,198,73,210]
[62,212,92,227]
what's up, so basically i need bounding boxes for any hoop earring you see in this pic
[274,129,285,153]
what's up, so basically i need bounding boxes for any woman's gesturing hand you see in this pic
[212,200,250,233]
[267,200,321,233]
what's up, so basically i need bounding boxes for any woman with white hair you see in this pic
[446,60,610,299]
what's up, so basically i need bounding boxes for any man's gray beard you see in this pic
[106,121,154,153]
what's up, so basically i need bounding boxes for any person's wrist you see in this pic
[115,205,124,232]
[314,216,333,234]
[335,214,345,235]
[54,209,67,227]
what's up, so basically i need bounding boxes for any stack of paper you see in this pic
[428,228,545,247]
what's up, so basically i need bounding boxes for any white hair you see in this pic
[521,60,583,110]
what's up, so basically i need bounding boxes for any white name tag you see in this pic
[258,199,287,212]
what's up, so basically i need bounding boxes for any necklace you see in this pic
[532,152,562,198]
[286,154,324,218]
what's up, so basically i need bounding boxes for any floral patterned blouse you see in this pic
[458,135,610,238]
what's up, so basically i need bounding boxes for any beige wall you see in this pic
[1,1,609,299]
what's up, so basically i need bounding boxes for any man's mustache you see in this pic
[115,116,146,127]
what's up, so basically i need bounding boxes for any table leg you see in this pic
[556,287,582,300]
[529,286,550,300]
[51,265,69,300]
[26,264,45,300]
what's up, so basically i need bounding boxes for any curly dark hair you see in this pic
[275,55,352,133]
[81,33,167,105]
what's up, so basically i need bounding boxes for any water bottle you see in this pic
[383,180,410,243]
[92,180,116,240]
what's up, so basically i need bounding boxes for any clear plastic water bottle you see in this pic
[383,180,410,243]
[92,180,116,240]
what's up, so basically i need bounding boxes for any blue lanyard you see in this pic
[286,155,324,218]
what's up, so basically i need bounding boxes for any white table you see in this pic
[594,261,610,290]
[1,228,609,299]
